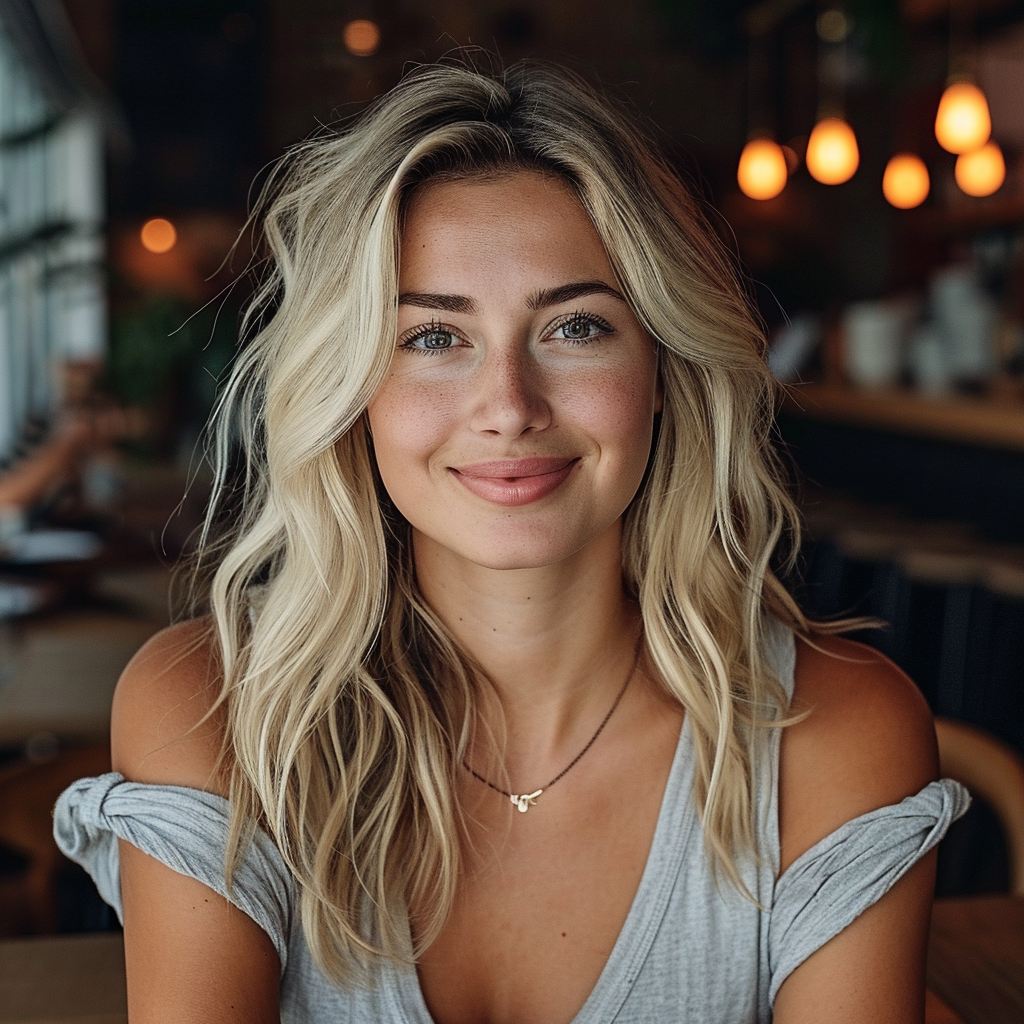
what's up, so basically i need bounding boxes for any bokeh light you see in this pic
[343,19,380,56]
[817,9,849,43]
[737,139,788,200]
[140,218,177,254]
[955,141,1005,197]
[805,118,859,185]
[882,153,930,209]
[935,81,991,155]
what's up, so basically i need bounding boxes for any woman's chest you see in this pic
[414,733,680,1024]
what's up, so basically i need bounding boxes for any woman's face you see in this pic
[367,171,661,572]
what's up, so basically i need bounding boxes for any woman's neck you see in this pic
[412,520,642,769]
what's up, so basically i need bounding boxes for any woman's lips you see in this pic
[451,457,579,506]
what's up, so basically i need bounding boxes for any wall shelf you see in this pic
[780,382,1024,453]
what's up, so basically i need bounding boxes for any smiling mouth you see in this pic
[450,457,579,506]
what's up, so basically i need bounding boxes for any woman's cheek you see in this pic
[368,378,462,474]
[558,367,656,445]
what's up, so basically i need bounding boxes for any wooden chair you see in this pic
[0,743,110,935]
[934,717,1024,897]
[926,719,1024,1024]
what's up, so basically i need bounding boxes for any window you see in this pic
[0,9,105,467]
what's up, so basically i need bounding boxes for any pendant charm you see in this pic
[510,790,543,813]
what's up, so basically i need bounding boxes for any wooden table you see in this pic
[0,932,126,1024]
[927,895,1024,1024]
[0,898,1019,1023]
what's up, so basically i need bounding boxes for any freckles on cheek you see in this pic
[561,371,656,440]
[369,381,459,468]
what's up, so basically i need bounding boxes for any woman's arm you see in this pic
[111,620,281,1024]
[773,636,940,1024]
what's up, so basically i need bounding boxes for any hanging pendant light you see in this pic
[882,153,930,209]
[736,15,787,202]
[935,81,991,154]
[737,138,789,200]
[806,117,859,185]
[805,5,857,187]
[955,141,1005,197]
[343,19,380,56]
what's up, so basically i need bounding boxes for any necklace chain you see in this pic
[463,640,641,813]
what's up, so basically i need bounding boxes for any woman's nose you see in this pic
[468,345,552,437]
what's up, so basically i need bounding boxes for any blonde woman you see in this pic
[56,60,967,1024]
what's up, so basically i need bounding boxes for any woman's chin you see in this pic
[413,527,597,575]
[442,545,574,574]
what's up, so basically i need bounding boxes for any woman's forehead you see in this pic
[398,171,615,293]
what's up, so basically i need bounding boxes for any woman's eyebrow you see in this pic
[527,281,626,309]
[397,282,625,315]
[398,292,476,313]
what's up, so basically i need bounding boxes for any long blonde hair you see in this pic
[194,57,811,984]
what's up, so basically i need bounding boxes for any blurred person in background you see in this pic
[0,359,141,528]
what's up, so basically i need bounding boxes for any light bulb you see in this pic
[343,19,380,56]
[140,218,176,254]
[737,138,788,200]
[805,118,859,185]
[955,141,1005,197]
[882,153,930,209]
[935,82,991,154]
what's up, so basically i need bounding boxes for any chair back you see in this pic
[935,717,1024,896]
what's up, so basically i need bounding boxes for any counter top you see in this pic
[780,382,1024,453]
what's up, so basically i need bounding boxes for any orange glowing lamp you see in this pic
[882,154,930,209]
[955,141,1005,197]
[140,218,176,254]
[805,118,859,185]
[935,81,991,154]
[737,139,788,200]
[343,19,380,56]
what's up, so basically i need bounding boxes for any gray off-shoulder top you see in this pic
[54,624,970,1023]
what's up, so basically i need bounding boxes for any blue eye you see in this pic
[549,313,613,344]
[400,327,459,353]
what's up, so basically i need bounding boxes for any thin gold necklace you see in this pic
[462,642,642,813]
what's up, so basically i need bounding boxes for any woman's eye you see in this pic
[401,328,459,352]
[549,315,612,343]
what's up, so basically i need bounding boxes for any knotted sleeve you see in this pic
[53,772,295,974]
[768,778,970,1005]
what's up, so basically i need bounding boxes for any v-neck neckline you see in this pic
[387,712,698,1024]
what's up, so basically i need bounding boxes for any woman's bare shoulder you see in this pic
[110,616,229,795]
[777,634,939,873]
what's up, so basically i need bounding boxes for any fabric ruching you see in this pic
[53,772,295,973]
[767,777,971,1004]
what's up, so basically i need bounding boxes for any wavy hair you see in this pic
[193,57,814,985]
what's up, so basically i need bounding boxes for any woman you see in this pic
[56,59,967,1023]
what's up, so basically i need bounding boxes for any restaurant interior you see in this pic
[0,0,1022,1021]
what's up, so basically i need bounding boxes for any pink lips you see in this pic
[451,457,579,506]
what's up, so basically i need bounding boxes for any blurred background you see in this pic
[0,0,1023,944]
